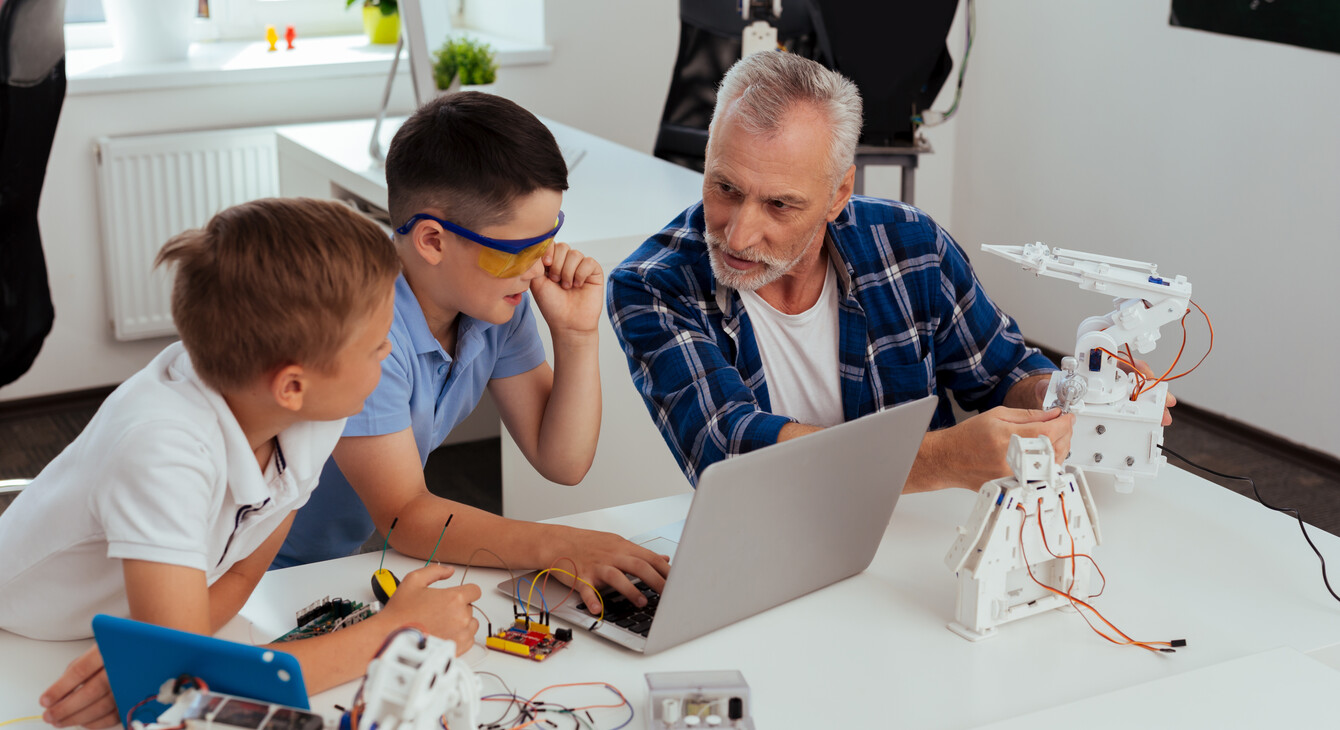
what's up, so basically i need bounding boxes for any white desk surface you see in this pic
[7,465,1338,728]
[973,646,1340,729]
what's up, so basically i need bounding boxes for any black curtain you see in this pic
[0,0,66,387]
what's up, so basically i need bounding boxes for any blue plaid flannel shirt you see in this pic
[607,196,1055,486]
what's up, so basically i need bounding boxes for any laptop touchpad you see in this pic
[634,534,680,562]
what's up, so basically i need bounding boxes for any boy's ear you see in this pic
[411,220,447,266]
[270,364,306,412]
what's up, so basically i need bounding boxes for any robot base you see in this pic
[947,621,996,642]
[944,436,1102,641]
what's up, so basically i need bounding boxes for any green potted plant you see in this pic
[347,0,398,45]
[433,35,498,92]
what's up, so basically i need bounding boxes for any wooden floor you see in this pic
[2,392,1338,547]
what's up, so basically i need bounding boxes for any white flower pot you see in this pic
[104,0,194,64]
[440,78,495,96]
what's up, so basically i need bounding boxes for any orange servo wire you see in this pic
[501,682,633,730]
[1035,494,1106,599]
[1097,299,1213,401]
[1017,502,1174,653]
[1125,344,1149,393]
[1148,300,1214,387]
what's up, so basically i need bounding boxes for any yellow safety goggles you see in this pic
[396,211,564,278]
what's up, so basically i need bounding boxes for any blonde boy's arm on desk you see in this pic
[37,559,207,728]
[234,516,479,694]
[41,538,260,728]
[40,516,479,728]
[336,427,669,613]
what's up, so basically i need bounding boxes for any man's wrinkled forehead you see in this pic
[710,95,831,150]
[706,105,832,193]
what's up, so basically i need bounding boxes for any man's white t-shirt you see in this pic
[738,263,844,428]
[0,343,344,640]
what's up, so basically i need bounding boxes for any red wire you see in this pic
[125,694,156,727]
[500,682,633,730]
[540,557,581,614]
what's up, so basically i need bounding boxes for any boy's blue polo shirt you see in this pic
[273,273,546,568]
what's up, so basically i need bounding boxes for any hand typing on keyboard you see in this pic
[536,525,671,616]
[577,578,662,636]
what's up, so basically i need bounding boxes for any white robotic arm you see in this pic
[984,243,1193,491]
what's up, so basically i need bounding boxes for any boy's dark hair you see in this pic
[155,197,401,392]
[385,91,569,233]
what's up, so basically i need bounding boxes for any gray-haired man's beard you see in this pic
[704,229,797,292]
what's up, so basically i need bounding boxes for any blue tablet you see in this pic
[92,614,309,723]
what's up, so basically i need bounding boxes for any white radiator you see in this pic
[96,128,279,340]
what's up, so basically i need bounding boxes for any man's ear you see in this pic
[827,164,856,222]
[270,364,306,413]
[411,220,447,266]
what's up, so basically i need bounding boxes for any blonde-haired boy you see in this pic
[0,198,480,727]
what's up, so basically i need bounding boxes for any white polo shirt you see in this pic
[0,343,344,640]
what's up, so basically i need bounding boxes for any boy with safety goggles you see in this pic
[275,92,669,614]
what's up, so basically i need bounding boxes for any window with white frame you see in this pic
[213,0,362,39]
[65,1,543,52]
[65,0,362,49]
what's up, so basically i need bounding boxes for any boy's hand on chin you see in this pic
[530,241,605,337]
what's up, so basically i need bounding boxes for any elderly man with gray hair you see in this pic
[607,51,1074,492]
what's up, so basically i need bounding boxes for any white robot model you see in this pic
[358,631,480,730]
[945,435,1101,641]
[982,243,1192,492]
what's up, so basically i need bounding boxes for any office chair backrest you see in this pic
[654,1,825,172]
[808,1,956,147]
[653,0,957,171]
[0,0,66,387]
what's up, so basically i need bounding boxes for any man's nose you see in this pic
[725,203,765,252]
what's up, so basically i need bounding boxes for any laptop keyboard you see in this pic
[576,578,661,637]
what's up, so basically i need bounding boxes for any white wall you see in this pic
[4,1,966,404]
[951,1,1340,457]
[485,2,680,155]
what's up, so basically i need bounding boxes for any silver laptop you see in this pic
[497,395,936,654]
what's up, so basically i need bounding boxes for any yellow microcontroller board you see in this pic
[485,619,572,661]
